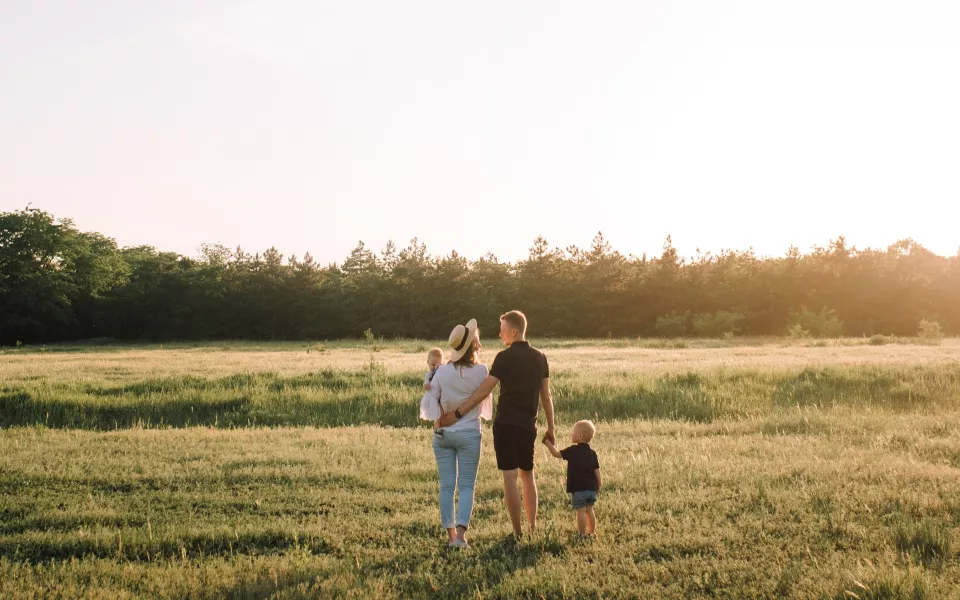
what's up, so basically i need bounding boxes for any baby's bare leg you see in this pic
[576,508,587,534]
[586,506,596,535]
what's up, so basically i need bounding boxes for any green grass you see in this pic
[2,364,960,429]
[3,341,960,598]
[3,419,960,598]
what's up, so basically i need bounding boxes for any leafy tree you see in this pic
[692,310,745,338]
[3,207,960,343]
[655,311,688,337]
[0,208,79,342]
[787,306,844,338]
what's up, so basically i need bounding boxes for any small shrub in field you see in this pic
[362,328,381,352]
[691,314,713,337]
[917,320,943,341]
[643,338,690,349]
[715,310,745,336]
[655,311,688,337]
[788,324,810,339]
[895,519,951,566]
[787,306,843,338]
[692,310,744,338]
[870,334,890,346]
[834,572,930,600]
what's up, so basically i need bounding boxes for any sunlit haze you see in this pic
[3,1,959,262]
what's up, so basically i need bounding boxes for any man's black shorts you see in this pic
[493,423,537,471]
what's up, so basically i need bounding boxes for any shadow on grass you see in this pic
[0,370,424,429]
[6,365,960,430]
[362,532,566,598]
[0,389,254,429]
[228,569,332,600]
[551,371,739,423]
[0,529,342,563]
[772,366,960,411]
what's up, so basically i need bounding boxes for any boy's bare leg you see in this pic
[502,470,523,537]
[456,525,467,542]
[586,506,596,535]
[518,469,538,534]
[446,527,457,542]
[576,508,587,534]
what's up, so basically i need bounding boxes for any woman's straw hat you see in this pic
[447,318,478,362]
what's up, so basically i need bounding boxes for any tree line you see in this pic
[1,207,957,344]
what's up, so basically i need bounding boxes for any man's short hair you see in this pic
[500,310,528,337]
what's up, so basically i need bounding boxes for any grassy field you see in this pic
[3,339,960,598]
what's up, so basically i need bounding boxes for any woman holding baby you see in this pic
[419,318,492,549]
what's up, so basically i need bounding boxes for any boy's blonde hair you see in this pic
[427,347,444,361]
[574,420,596,443]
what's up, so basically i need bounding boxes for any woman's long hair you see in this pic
[453,339,479,368]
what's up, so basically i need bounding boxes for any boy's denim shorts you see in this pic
[571,490,598,509]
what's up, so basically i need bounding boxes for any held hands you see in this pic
[542,432,563,459]
[541,427,556,446]
[424,382,432,391]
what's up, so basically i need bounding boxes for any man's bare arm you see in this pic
[540,377,556,443]
[437,375,498,426]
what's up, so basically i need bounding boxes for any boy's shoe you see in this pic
[448,539,469,549]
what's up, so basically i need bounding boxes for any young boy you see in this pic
[423,347,444,391]
[422,347,445,429]
[544,420,601,537]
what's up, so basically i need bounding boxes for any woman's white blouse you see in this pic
[419,362,493,432]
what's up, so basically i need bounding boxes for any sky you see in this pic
[2,0,959,264]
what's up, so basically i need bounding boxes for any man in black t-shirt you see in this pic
[439,310,556,538]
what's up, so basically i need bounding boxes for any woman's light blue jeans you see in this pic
[432,428,482,530]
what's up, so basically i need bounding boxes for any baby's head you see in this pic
[572,420,596,444]
[426,347,444,370]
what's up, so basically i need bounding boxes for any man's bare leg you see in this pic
[518,469,538,534]
[502,469,523,537]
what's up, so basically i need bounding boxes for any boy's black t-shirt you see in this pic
[559,443,600,493]
[489,341,549,430]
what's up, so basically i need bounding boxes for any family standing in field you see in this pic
[419,310,602,548]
